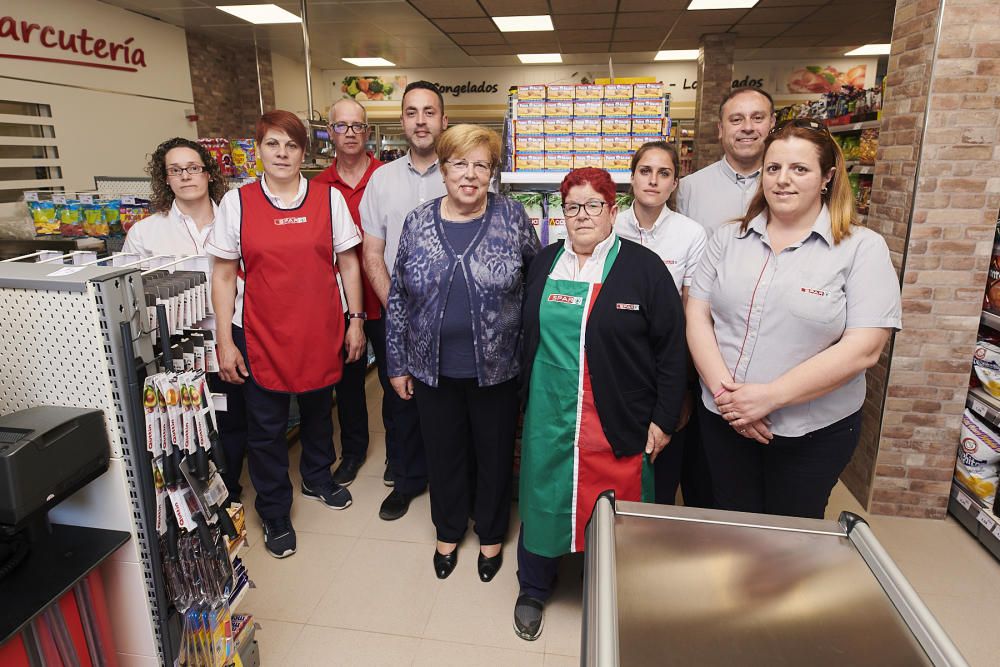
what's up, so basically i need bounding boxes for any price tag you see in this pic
[122,195,136,205]
[79,194,95,204]
[977,510,996,530]
[23,191,39,202]
[52,194,67,205]
[970,399,988,418]
[956,491,972,510]
[992,523,1000,541]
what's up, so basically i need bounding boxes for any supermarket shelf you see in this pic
[501,172,631,186]
[828,120,881,134]
[967,386,1000,430]
[948,482,1000,561]
[849,164,875,175]
[981,310,1000,332]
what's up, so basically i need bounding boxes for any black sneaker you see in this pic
[301,480,353,510]
[332,459,362,487]
[383,464,395,487]
[513,594,544,641]
[263,516,296,558]
[378,488,411,521]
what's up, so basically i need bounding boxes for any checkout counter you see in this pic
[582,494,969,666]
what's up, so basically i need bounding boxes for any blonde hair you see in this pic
[436,124,502,171]
[740,121,857,244]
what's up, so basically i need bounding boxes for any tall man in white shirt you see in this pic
[675,87,775,509]
[359,82,448,521]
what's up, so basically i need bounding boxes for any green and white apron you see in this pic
[519,237,653,558]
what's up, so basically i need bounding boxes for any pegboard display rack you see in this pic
[93,175,256,199]
[0,261,175,664]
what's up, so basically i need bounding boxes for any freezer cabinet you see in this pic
[582,495,968,666]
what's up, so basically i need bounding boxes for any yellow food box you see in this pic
[603,153,632,171]
[632,117,663,134]
[574,135,602,152]
[516,119,544,135]
[518,85,546,100]
[632,98,664,116]
[604,83,634,99]
[574,153,603,169]
[575,84,604,99]
[545,135,573,152]
[515,153,545,171]
[602,99,633,116]
[602,118,631,134]
[573,117,602,134]
[516,135,545,153]
[632,135,662,151]
[545,153,574,171]
[573,100,602,116]
[546,84,576,100]
[545,100,573,117]
[517,100,545,117]
[602,135,631,152]
[633,82,663,98]
[544,117,573,134]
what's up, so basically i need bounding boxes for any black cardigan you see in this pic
[520,237,688,458]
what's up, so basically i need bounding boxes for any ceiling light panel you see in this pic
[342,57,396,67]
[844,43,892,56]
[654,49,700,60]
[687,0,759,9]
[216,4,301,24]
[518,53,563,63]
[493,15,555,32]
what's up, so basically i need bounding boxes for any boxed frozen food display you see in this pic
[602,118,631,134]
[516,135,545,153]
[546,100,573,117]
[509,192,545,241]
[517,100,546,117]
[956,410,1000,504]
[574,135,601,152]
[545,117,573,134]
[604,83,634,99]
[574,153,603,169]
[632,98,664,116]
[573,118,601,134]
[632,118,664,134]
[546,85,576,100]
[573,100,602,116]
[518,85,546,100]
[973,340,1000,398]
[633,82,663,98]
[632,135,659,151]
[545,153,573,171]
[602,99,633,116]
[545,135,573,152]
[516,119,545,135]
[602,135,631,152]
[603,153,632,171]
[515,153,545,171]
[575,84,603,99]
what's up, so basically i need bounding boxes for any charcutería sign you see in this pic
[0,15,147,72]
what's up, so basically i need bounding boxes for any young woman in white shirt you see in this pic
[614,141,708,507]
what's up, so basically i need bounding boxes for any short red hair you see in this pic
[560,167,616,207]
[255,109,308,148]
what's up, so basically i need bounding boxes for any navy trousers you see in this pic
[516,526,561,602]
[334,320,370,465]
[206,371,247,499]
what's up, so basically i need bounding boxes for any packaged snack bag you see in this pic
[104,200,123,237]
[230,139,257,179]
[83,202,109,236]
[59,201,84,237]
[956,410,1000,504]
[30,200,59,235]
[973,340,1000,398]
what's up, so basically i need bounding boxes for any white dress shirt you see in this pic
[122,200,218,258]
[614,204,707,294]
[549,232,619,283]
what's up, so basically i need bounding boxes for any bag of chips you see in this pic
[972,340,1000,398]
[956,410,1000,504]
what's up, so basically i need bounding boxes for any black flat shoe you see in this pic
[433,548,458,579]
[513,593,545,641]
[478,550,503,582]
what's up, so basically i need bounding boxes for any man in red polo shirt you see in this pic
[314,98,384,486]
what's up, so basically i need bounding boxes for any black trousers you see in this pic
[678,406,717,508]
[698,404,862,519]
[653,420,685,505]
[413,376,518,544]
[516,526,560,602]
[234,325,336,520]
[367,313,427,496]
[206,372,247,499]
[334,320,369,464]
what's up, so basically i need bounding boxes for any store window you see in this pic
[0,100,62,204]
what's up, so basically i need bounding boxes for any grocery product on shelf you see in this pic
[27,194,143,238]
[972,340,1000,398]
[984,233,1000,314]
[956,410,1000,505]
[775,84,882,125]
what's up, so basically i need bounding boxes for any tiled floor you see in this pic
[236,374,1000,666]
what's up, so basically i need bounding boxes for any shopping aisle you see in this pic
[235,374,999,667]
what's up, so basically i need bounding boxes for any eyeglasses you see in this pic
[166,164,206,177]
[330,122,369,134]
[770,118,830,135]
[564,200,607,218]
[444,159,493,175]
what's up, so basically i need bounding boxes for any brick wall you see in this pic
[842,0,1000,518]
[693,33,735,171]
[186,31,276,139]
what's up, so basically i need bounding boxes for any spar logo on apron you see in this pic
[547,293,583,305]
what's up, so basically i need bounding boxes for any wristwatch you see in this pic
[348,312,367,320]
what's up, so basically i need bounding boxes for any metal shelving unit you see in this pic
[500,171,631,187]
[948,482,1000,560]
[828,120,881,134]
[981,310,1000,332]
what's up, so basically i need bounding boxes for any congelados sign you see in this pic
[433,80,500,97]
[0,14,147,72]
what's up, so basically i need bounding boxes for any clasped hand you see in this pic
[715,379,775,444]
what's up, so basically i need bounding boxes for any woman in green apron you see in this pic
[513,168,688,641]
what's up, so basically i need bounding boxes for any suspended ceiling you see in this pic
[101,0,897,68]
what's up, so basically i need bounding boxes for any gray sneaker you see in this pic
[513,594,544,641]
[301,480,353,510]
[263,517,296,558]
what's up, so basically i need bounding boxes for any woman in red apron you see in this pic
[514,168,688,640]
[208,110,366,559]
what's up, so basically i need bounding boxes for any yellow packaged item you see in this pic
[602,99,632,116]
[957,410,1000,505]
[545,153,573,171]
[574,135,601,152]
[517,100,546,117]
[602,118,631,134]
[518,85,546,100]
[632,118,663,134]
[632,98,664,116]
[973,340,1000,398]
[544,117,572,134]
[546,85,575,100]
[603,153,632,171]
[574,118,601,134]
[573,100,602,116]
[604,84,634,99]
[516,135,545,153]
[575,84,603,99]
[515,153,545,171]
[516,119,544,135]
[545,135,573,152]
[634,82,663,98]
[574,153,603,169]
[602,135,631,152]
[546,100,573,117]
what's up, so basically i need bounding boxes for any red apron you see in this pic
[238,181,345,393]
